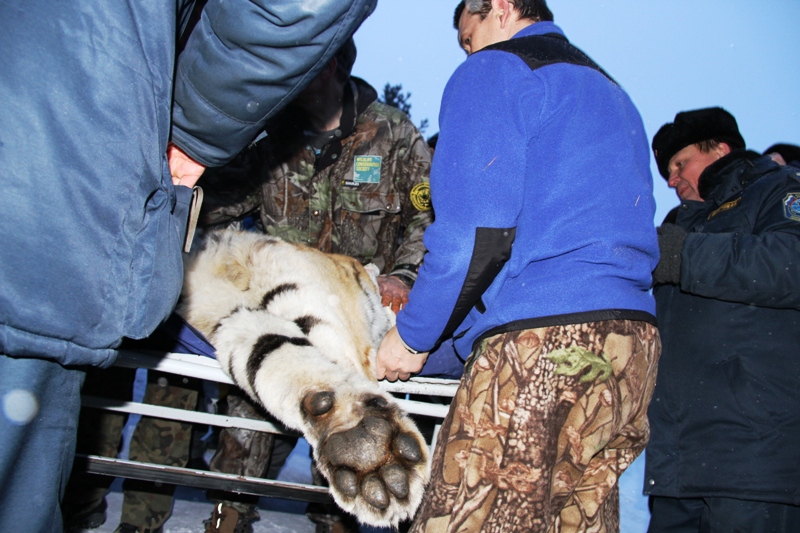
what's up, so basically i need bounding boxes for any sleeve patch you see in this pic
[784,193,800,221]
[410,182,432,212]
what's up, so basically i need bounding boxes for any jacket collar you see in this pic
[698,149,770,204]
[512,21,565,40]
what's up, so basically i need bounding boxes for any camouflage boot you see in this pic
[113,523,162,533]
[204,502,260,533]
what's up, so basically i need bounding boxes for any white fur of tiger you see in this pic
[177,229,429,527]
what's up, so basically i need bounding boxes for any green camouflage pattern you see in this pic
[63,369,199,530]
[411,320,660,533]
[199,77,433,279]
[120,374,199,530]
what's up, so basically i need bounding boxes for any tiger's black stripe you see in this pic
[294,315,321,335]
[247,334,311,391]
[260,283,298,309]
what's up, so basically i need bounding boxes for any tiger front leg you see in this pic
[212,310,429,528]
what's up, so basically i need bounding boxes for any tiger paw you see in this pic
[303,391,429,527]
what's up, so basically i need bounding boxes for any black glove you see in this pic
[652,223,687,286]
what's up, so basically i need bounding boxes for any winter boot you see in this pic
[113,523,163,533]
[204,502,260,533]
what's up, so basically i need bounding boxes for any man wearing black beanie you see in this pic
[646,107,800,532]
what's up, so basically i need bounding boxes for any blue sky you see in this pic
[352,0,800,223]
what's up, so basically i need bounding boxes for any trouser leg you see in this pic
[410,320,661,533]
[647,497,706,533]
[0,355,84,533]
[207,391,297,511]
[120,370,199,530]
[705,497,800,533]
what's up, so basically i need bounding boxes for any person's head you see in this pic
[427,133,439,154]
[652,107,745,202]
[453,0,553,55]
[294,38,357,110]
[763,143,800,166]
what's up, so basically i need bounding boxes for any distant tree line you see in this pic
[379,82,429,135]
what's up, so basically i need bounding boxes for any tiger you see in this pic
[177,228,429,528]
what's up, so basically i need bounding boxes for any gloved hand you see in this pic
[377,275,411,314]
[652,223,687,286]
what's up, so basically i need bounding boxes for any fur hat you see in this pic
[652,107,746,179]
[763,143,800,165]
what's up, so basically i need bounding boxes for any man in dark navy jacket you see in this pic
[646,107,800,532]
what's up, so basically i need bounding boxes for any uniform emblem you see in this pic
[410,182,432,212]
[784,193,800,221]
[353,155,382,184]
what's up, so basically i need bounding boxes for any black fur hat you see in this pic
[652,107,746,179]
[764,143,800,165]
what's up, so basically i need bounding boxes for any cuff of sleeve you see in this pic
[397,329,424,354]
[389,264,418,287]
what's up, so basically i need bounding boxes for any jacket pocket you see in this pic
[339,187,401,215]
[336,188,401,265]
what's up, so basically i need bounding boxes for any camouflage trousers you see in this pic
[207,390,298,513]
[410,319,660,533]
[63,367,199,530]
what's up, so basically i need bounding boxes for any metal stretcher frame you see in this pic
[76,350,459,504]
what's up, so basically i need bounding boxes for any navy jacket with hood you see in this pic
[645,151,800,505]
[0,0,375,368]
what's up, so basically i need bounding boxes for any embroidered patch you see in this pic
[784,193,800,221]
[353,155,382,184]
[410,182,432,212]
[708,197,742,220]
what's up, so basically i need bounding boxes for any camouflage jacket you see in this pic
[200,77,433,282]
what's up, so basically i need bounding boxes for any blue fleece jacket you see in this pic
[397,23,658,357]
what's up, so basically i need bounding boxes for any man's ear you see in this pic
[319,56,338,81]
[717,142,732,157]
[492,0,513,28]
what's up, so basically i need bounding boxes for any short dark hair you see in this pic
[454,0,554,29]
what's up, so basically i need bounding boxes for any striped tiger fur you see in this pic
[177,229,428,527]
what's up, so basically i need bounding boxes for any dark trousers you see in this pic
[648,496,800,533]
[0,355,84,533]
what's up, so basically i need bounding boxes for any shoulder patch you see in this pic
[409,182,432,212]
[784,193,800,221]
[708,197,742,220]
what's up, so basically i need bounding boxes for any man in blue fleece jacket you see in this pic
[377,1,660,531]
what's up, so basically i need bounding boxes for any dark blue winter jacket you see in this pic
[396,23,658,356]
[645,151,800,505]
[0,0,375,367]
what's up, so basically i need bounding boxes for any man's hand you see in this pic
[377,275,410,314]
[168,143,206,188]
[652,223,687,286]
[376,326,429,382]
